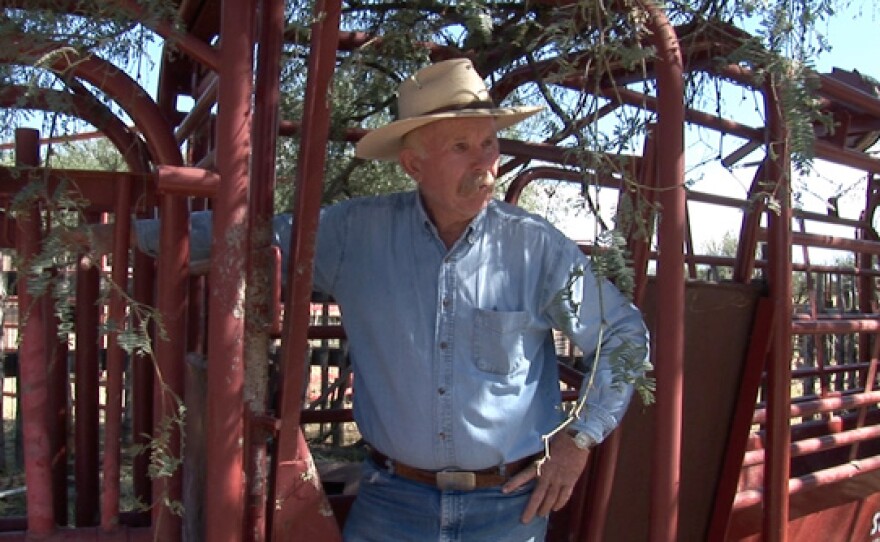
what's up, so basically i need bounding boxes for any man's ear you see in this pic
[399,148,422,181]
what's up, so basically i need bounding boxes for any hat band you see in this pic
[400,99,498,120]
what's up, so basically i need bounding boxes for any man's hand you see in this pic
[501,432,590,524]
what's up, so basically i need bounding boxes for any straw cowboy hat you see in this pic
[355,58,543,161]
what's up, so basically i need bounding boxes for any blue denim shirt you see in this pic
[136,192,649,471]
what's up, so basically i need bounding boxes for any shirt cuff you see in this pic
[570,402,617,446]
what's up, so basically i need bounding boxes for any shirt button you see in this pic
[438,432,446,440]
[442,298,451,309]
[439,341,448,350]
[438,387,446,395]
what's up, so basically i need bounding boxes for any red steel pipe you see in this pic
[734,454,880,510]
[0,38,181,165]
[130,248,155,515]
[763,75,794,542]
[792,319,880,334]
[45,294,68,526]
[203,1,256,540]
[272,1,344,540]
[244,0,286,539]
[817,73,880,118]
[0,86,151,172]
[0,168,155,215]
[743,424,880,467]
[606,84,880,173]
[74,253,100,527]
[174,75,220,145]
[14,128,55,535]
[149,206,189,539]
[101,176,134,530]
[114,0,221,72]
[155,166,221,198]
[637,4,686,542]
[1,0,221,73]
[753,390,880,423]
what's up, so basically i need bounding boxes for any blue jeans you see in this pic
[343,458,548,542]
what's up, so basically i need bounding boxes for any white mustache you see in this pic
[458,172,495,197]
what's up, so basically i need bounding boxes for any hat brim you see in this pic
[355,106,543,161]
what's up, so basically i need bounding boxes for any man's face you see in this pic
[400,117,501,229]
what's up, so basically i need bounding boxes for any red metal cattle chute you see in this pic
[1,1,880,541]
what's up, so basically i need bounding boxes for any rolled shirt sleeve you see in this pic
[543,240,650,445]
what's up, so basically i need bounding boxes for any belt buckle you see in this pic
[436,470,477,491]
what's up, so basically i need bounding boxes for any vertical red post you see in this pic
[762,76,793,542]
[74,248,100,526]
[131,248,155,514]
[14,128,55,536]
[203,1,256,540]
[639,4,686,542]
[101,178,134,530]
[46,292,68,527]
[150,203,189,542]
[271,1,344,540]
[244,0,285,539]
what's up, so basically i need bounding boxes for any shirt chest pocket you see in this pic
[473,309,530,375]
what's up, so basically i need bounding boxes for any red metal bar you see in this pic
[0,168,154,215]
[101,177,134,531]
[743,424,880,467]
[734,454,880,509]
[638,4,686,542]
[45,294,68,527]
[174,74,219,144]
[630,125,659,305]
[606,83,880,173]
[244,1,285,540]
[155,166,220,198]
[851,336,879,460]
[74,253,100,527]
[817,73,880,118]
[114,0,221,72]
[707,297,775,541]
[203,1,256,540]
[753,390,880,423]
[733,164,767,283]
[684,188,864,230]
[137,77,188,532]
[150,210,189,540]
[504,167,583,205]
[15,128,55,536]
[271,1,344,541]
[130,248,155,515]
[788,231,880,255]
[579,428,623,540]
[0,86,151,171]
[1,37,181,165]
[792,319,880,333]
[763,77,793,541]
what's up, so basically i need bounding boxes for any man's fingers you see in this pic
[536,483,562,518]
[501,463,538,494]
[520,477,548,524]
[552,483,574,512]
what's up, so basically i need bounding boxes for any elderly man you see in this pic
[133,58,649,541]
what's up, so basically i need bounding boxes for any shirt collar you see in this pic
[412,191,490,245]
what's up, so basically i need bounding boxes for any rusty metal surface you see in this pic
[202,1,256,540]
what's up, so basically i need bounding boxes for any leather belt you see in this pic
[368,448,538,491]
